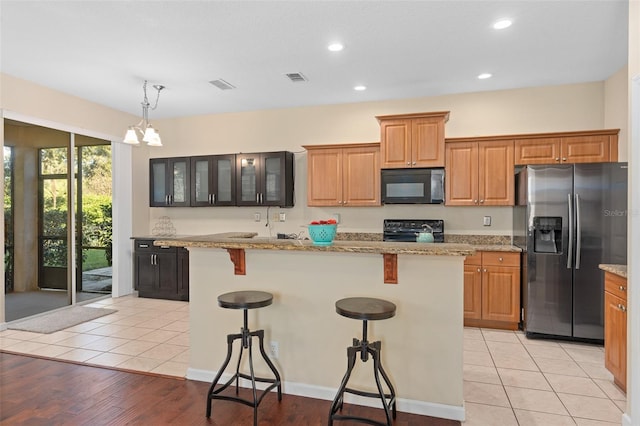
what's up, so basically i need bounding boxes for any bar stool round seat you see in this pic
[335,297,396,321]
[329,297,397,426]
[206,290,281,426]
[217,290,273,310]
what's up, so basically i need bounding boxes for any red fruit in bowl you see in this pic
[326,219,337,224]
[319,220,328,224]
[310,221,320,225]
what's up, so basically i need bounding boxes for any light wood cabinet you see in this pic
[304,143,380,207]
[514,130,619,165]
[445,139,514,206]
[376,111,449,168]
[604,271,627,392]
[464,251,520,330]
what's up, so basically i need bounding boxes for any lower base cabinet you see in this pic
[134,239,189,301]
[464,251,521,330]
[604,271,627,392]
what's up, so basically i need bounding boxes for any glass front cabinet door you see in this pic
[190,154,236,206]
[149,158,190,207]
[236,151,294,207]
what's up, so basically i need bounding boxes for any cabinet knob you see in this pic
[412,162,416,165]
[618,304,627,312]
[555,157,560,162]
[474,199,478,204]
[562,157,567,161]
[477,268,481,272]
[619,285,626,291]
[480,199,484,204]
[499,257,503,262]
[407,162,411,166]
[483,268,487,272]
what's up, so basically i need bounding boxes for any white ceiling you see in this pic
[0,0,629,120]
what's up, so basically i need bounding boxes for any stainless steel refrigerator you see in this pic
[513,163,627,342]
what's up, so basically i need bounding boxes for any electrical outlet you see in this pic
[279,212,286,222]
[269,341,279,359]
[272,213,280,222]
[254,212,261,222]
[483,216,491,226]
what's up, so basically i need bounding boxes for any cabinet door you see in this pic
[262,152,286,206]
[445,142,478,205]
[191,156,212,206]
[307,148,343,206]
[135,252,155,293]
[150,159,170,206]
[156,250,178,295]
[212,155,236,206]
[514,138,561,165]
[464,264,482,320]
[478,140,514,206]
[604,291,626,391]
[482,266,520,323]
[412,117,445,167]
[177,248,190,301]
[561,135,610,163]
[380,119,411,168]
[236,153,261,206]
[169,158,190,206]
[342,146,380,206]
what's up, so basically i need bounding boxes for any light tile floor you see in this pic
[0,295,628,425]
[0,295,190,377]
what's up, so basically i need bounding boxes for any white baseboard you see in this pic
[0,323,6,331]
[622,413,632,426]
[187,368,465,422]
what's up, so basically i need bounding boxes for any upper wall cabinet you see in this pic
[236,151,295,207]
[304,143,380,207]
[376,111,450,168]
[190,154,236,206]
[513,129,619,165]
[150,158,191,207]
[445,139,514,206]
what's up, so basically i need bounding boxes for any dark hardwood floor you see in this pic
[0,352,460,425]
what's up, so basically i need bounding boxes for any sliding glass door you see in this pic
[4,119,111,321]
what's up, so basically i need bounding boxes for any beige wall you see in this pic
[188,248,465,419]
[605,66,630,160]
[143,82,608,238]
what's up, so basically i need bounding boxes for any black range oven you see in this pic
[383,219,445,243]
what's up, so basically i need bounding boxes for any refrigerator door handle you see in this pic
[575,193,581,269]
[567,193,573,269]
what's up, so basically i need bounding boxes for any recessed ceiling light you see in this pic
[493,19,512,30]
[354,85,367,91]
[478,73,492,80]
[328,43,344,52]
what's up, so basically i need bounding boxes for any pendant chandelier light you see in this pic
[123,80,165,146]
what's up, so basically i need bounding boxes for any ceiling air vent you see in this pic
[285,72,308,83]
[209,79,236,90]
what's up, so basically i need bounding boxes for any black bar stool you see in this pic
[329,297,397,426]
[206,290,282,425]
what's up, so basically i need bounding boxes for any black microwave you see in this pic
[381,168,445,204]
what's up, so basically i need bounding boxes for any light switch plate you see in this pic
[279,212,286,222]
[254,212,261,222]
[483,216,491,226]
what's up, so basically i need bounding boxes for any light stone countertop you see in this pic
[599,264,627,279]
[153,232,475,256]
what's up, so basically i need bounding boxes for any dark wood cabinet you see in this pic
[236,151,294,207]
[134,239,189,301]
[190,154,236,206]
[149,158,190,207]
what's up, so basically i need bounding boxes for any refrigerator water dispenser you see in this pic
[533,216,562,254]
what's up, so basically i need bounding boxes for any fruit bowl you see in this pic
[307,223,337,246]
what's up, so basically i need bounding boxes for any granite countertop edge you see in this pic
[599,264,627,279]
[152,232,476,256]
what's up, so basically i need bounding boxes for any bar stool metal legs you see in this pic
[206,308,282,426]
[329,318,397,426]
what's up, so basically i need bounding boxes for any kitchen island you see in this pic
[155,233,474,421]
